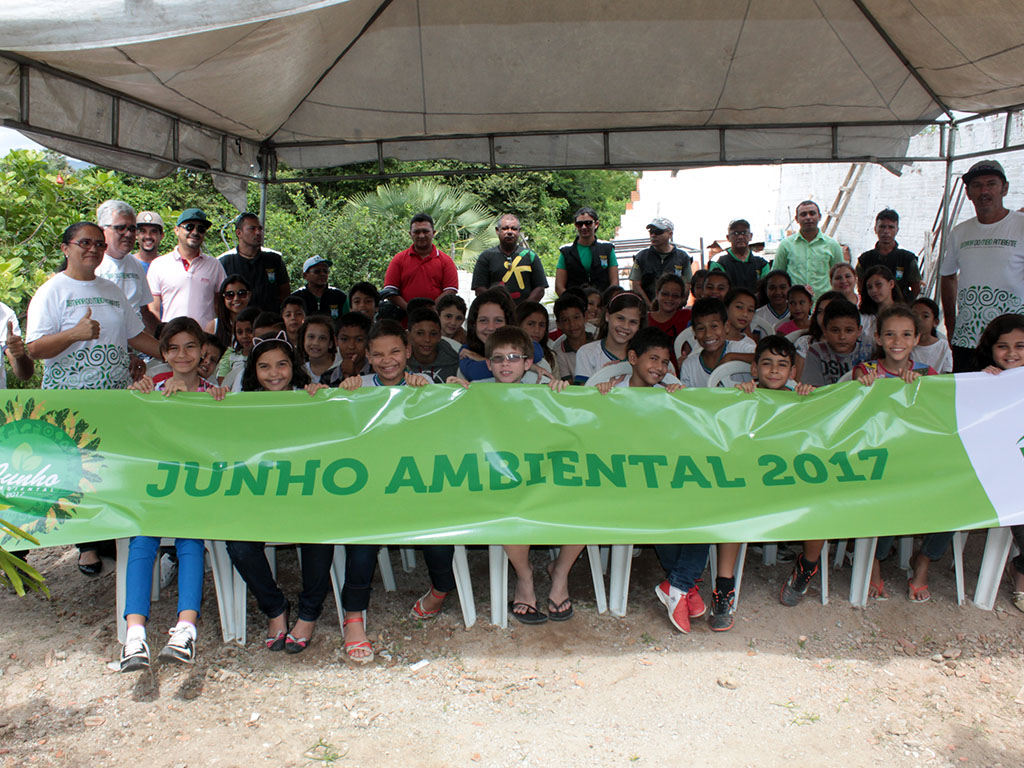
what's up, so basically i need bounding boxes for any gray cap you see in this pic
[302,255,331,273]
[647,217,674,232]
[137,211,164,228]
[962,159,1006,185]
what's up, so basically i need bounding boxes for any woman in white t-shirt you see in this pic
[26,221,161,574]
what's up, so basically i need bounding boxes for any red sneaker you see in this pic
[686,586,706,618]
[654,580,670,607]
[666,590,691,633]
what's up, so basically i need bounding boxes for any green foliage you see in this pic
[0,519,48,596]
[348,180,498,268]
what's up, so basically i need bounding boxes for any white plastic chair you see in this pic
[673,327,700,362]
[584,361,632,386]
[442,336,462,353]
[488,545,607,628]
[707,360,753,388]
[750,316,776,340]
[115,537,237,644]
[709,541,830,608]
[785,329,809,344]
[836,369,855,383]
[973,527,1018,610]
[228,544,398,645]
[847,533,968,608]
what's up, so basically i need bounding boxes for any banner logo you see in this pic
[0,397,102,540]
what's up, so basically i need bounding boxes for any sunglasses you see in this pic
[105,224,137,234]
[223,289,249,299]
[181,222,210,234]
[647,227,666,236]
[489,353,529,364]
[574,220,596,228]
[68,239,105,251]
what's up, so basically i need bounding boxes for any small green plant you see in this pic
[0,519,48,596]
[303,738,347,765]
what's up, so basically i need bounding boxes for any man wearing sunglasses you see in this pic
[629,217,692,305]
[554,207,619,295]
[95,199,159,335]
[218,212,290,312]
[146,208,227,328]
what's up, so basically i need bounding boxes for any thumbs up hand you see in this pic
[73,307,101,341]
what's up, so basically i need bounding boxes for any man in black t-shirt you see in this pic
[856,208,922,300]
[472,214,548,304]
[290,255,348,320]
[218,212,290,311]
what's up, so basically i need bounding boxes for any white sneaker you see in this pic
[119,637,150,673]
[158,625,196,664]
[159,552,178,589]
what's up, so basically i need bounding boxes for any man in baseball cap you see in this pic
[290,255,347,319]
[146,208,226,328]
[134,211,165,270]
[629,216,692,305]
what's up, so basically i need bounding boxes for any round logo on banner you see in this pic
[0,397,102,538]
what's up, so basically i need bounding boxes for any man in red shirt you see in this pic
[383,213,459,309]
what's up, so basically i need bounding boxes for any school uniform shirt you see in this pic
[574,340,626,384]
[754,304,789,330]
[550,335,588,382]
[303,352,343,382]
[321,358,372,386]
[27,273,143,389]
[852,359,937,379]
[907,339,953,374]
[407,341,460,382]
[0,302,20,390]
[801,338,874,386]
[677,342,734,388]
[96,252,153,317]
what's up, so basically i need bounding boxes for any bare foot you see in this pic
[512,575,537,615]
[289,618,315,641]
[419,588,447,614]
[546,560,571,607]
[267,608,287,638]
[78,551,100,566]
[343,613,372,660]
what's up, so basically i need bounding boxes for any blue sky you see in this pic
[0,127,44,155]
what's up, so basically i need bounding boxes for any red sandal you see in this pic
[342,616,374,663]
[411,587,448,619]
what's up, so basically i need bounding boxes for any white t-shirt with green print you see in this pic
[941,210,1024,348]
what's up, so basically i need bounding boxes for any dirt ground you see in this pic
[1,539,1022,768]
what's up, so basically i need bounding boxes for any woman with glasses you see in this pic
[26,221,161,575]
[206,274,253,347]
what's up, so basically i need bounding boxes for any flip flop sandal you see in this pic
[547,598,574,621]
[411,588,447,619]
[509,601,548,625]
[868,579,889,600]
[907,578,931,603]
[344,640,374,663]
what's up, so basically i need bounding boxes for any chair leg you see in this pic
[898,537,913,572]
[452,545,476,628]
[952,531,967,606]
[599,545,610,576]
[820,541,830,606]
[400,548,416,572]
[115,538,130,644]
[586,545,608,614]
[732,543,748,609]
[849,537,878,608]
[762,543,777,566]
[974,527,1014,610]
[833,540,847,570]
[206,541,239,643]
[329,545,346,634]
[378,547,397,592]
[608,545,633,618]
[488,546,508,628]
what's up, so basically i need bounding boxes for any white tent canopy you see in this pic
[2,0,1023,193]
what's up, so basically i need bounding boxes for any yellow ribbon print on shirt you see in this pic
[502,252,532,290]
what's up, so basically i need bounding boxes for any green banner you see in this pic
[0,377,1002,548]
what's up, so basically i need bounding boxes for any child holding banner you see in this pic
[732,336,819,611]
[678,298,748,387]
[226,333,332,654]
[338,320,450,658]
[298,314,340,381]
[854,305,940,600]
[120,318,228,672]
[977,313,1024,610]
[574,291,647,384]
[801,299,872,386]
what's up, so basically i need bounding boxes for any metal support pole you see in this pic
[930,124,957,301]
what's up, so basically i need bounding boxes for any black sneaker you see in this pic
[158,625,196,664]
[119,637,150,673]
[709,588,735,631]
[780,559,819,607]
[775,544,797,563]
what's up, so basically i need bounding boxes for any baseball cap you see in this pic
[962,160,1006,185]
[303,255,332,273]
[647,217,674,232]
[176,208,212,226]
[137,211,164,228]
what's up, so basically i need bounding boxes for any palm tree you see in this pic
[347,180,497,267]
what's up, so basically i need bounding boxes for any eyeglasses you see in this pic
[574,220,596,228]
[223,289,249,299]
[68,239,105,250]
[181,222,210,234]
[489,353,528,364]
[105,224,137,234]
[728,230,751,237]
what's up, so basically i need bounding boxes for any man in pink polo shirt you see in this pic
[382,213,459,309]
[147,208,227,328]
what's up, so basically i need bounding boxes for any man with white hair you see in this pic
[95,199,159,334]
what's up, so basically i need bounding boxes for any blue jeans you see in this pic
[123,536,204,619]
[876,532,955,562]
[226,541,334,622]
[654,544,710,592]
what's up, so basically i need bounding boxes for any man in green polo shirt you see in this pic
[773,201,844,297]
